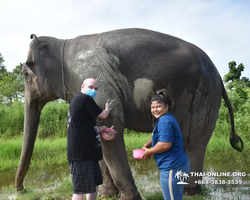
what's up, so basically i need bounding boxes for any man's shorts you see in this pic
[68,160,103,194]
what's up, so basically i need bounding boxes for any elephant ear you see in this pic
[26,34,39,68]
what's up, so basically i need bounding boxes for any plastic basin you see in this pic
[133,149,145,159]
[100,127,116,141]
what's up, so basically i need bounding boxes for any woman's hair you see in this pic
[151,88,172,112]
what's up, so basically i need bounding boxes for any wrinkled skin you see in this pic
[15,28,243,200]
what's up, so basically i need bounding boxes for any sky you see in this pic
[0,0,249,78]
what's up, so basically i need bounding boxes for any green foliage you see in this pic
[223,61,244,82]
[226,81,249,112]
[215,80,250,140]
[0,53,7,75]
[38,102,69,138]
[0,64,25,104]
[0,137,67,172]
[0,137,22,171]
[124,130,150,151]
[0,53,8,104]
[1,133,249,199]
[223,61,250,89]
[0,101,24,137]
[143,191,164,200]
[216,61,250,140]
[241,77,250,87]
[0,101,69,138]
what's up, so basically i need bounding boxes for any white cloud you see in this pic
[0,0,249,78]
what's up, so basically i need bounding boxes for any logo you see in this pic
[175,170,189,185]
[67,111,71,128]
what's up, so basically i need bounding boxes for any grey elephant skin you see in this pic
[15,28,243,200]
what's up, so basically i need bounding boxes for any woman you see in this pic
[142,89,190,200]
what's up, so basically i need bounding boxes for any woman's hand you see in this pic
[142,142,172,159]
[142,148,152,159]
[142,137,152,149]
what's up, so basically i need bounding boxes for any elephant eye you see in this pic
[23,70,28,77]
[23,70,31,82]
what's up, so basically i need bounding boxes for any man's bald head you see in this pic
[81,78,98,94]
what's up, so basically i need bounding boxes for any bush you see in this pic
[0,100,24,137]
[38,102,69,138]
[213,85,250,139]
[0,101,69,138]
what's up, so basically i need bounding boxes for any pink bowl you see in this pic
[133,149,145,159]
[100,127,117,141]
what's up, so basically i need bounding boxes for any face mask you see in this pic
[86,89,97,98]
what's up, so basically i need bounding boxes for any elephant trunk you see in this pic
[15,98,41,190]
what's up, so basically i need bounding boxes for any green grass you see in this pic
[0,137,23,171]
[124,130,151,151]
[205,132,250,171]
[0,137,67,172]
[0,101,24,137]
[0,182,205,200]
[1,130,249,200]
[0,102,69,138]
[1,131,248,174]
[37,102,69,138]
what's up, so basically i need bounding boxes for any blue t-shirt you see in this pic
[152,113,188,170]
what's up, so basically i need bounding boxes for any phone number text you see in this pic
[194,180,243,185]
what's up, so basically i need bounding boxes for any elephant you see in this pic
[15,28,243,200]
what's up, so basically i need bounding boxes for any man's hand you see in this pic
[105,99,118,112]
[99,100,118,119]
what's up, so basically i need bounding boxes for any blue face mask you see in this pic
[86,89,97,98]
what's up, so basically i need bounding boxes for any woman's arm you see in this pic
[142,137,152,149]
[142,142,172,159]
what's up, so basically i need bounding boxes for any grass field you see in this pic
[0,130,249,200]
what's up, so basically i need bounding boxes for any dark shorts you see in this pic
[68,160,103,194]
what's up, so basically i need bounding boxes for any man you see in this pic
[67,78,118,200]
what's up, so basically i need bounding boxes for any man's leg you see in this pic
[87,186,98,200]
[72,194,84,200]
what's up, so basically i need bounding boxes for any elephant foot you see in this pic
[16,185,24,191]
[98,185,119,197]
[119,194,142,200]
[98,187,142,200]
[184,185,201,195]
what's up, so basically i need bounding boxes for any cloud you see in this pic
[0,0,249,78]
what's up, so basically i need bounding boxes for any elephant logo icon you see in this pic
[175,170,189,185]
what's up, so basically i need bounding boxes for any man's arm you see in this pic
[98,108,109,119]
[98,99,118,119]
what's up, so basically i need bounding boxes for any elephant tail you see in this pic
[221,78,243,152]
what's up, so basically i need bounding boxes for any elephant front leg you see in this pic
[100,126,142,200]
[98,159,119,197]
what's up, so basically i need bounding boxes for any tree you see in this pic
[223,61,250,89]
[0,53,7,79]
[0,62,24,104]
[222,61,249,112]
[241,77,250,87]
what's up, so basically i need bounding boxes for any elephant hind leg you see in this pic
[183,146,205,195]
